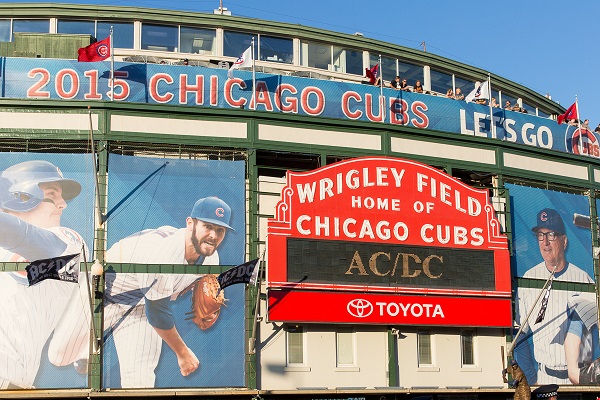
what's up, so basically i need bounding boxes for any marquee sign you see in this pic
[267,156,512,327]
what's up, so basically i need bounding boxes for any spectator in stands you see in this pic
[594,124,600,134]
[446,89,454,98]
[512,102,522,112]
[390,76,402,90]
[475,98,487,105]
[491,97,500,108]
[582,119,590,130]
[504,100,512,109]
[399,78,410,91]
[183,58,189,66]
[414,80,424,94]
[454,87,464,100]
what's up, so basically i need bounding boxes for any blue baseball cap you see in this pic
[190,197,234,230]
[531,208,565,235]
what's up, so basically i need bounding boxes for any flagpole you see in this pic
[110,26,114,102]
[507,264,558,356]
[249,248,266,355]
[488,74,495,139]
[88,106,103,227]
[575,95,581,150]
[251,37,256,111]
[379,54,385,122]
[81,245,100,354]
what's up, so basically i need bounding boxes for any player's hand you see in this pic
[176,346,200,377]
[502,368,507,375]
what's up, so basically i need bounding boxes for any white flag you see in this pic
[465,80,490,103]
[228,46,253,79]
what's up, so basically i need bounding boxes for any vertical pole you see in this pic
[110,26,114,101]
[251,37,256,111]
[379,54,385,122]
[488,74,495,139]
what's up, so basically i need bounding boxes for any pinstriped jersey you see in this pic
[0,226,86,388]
[105,226,219,306]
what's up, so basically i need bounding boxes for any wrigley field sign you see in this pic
[267,156,511,327]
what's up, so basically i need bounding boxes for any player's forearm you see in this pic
[0,212,67,259]
[153,326,187,355]
[565,332,582,384]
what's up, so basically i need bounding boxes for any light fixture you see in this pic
[91,259,104,299]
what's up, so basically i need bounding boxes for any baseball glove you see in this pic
[579,357,600,384]
[185,274,226,330]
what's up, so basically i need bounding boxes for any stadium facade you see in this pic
[0,3,599,400]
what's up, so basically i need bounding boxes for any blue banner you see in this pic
[2,57,598,160]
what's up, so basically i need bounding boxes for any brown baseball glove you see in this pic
[185,274,226,330]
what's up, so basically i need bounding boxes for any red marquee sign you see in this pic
[267,156,511,327]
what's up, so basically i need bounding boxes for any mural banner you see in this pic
[508,183,599,386]
[101,155,246,389]
[0,153,95,390]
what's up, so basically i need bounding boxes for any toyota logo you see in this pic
[347,299,373,318]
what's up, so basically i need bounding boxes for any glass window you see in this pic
[286,325,305,365]
[369,54,395,81]
[57,20,95,36]
[141,23,178,52]
[538,109,550,118]
[398,61,423,87]
[260,35,292,64]
[417,331,432,366]
[0,20,10,42]
[180,27,215,55]
[429,69,452,94]
[13,19,49,34]
[343,48,363,75]
[521,102,535,115]
[98,22,134,49]
[501,93,518,110]
[461,331,475,366]
[303,42,331,70]
[455,76,473,97]
[224,31,253,58]
[336,326,355,366]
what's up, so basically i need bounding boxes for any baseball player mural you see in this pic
[0,157,93,389]
[55,155,246,389]
[103,196,234,388]
[509,183,600,385]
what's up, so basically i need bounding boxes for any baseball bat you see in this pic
[501,346,506,371]
[573,213,592,229]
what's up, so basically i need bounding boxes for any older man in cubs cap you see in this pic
[514,208,597,385]
[532,384,559,400]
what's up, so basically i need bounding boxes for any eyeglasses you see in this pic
[536,231,559,241]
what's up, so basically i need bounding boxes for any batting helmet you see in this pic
[190,196,234,230]
[0,160,81,212]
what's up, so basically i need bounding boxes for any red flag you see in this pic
[557,102,578,124]
[78,36,111,62]
[365,64,379,85]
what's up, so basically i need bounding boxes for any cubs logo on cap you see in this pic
[190,196,234,230]
[531,208,565,235]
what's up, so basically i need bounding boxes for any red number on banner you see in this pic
[27,68,51,98]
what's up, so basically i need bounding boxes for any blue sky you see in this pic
[15,0,600,125]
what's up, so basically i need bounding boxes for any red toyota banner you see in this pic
[267,156,511,327]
